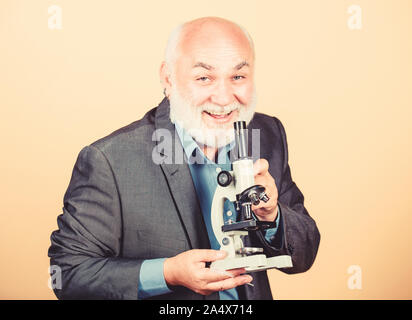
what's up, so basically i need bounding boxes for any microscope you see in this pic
[210,121,293,272]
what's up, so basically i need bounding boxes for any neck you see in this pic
[201,144,218,162]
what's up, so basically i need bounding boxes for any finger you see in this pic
[224,268,247,277]
[253,206,276,217]
[254,176,270,194]
[254,170,276,187]
[255,174,277,196]
[253,158,269,176]
[206,275,253,292]
[191,249,227,263]
[253,177,276,205]
[198,269,233,283]
[199,268,247,282]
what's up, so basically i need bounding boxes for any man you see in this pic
[48,17,320,300]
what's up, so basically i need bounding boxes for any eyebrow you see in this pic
[192,61,250,71]
[234,61,249,70]
[193,62,213,70]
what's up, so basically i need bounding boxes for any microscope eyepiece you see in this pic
[234,121,248,159]
[233,121,246,131]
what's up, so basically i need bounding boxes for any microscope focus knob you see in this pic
[217,171,232,187]
[249,193,261,206]
[259,192,269,203]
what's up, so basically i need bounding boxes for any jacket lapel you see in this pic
[153,98,209,250]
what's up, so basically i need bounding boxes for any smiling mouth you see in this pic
[204,110,234,119]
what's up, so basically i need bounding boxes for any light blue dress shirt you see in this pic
[137,124,280,299]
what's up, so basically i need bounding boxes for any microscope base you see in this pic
[210,254,293,273]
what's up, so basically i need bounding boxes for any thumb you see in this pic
[254,158,269,176]
[191,249,227,262]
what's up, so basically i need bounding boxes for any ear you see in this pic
[159,61,173,98]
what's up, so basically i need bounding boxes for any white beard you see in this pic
[169,86,257,149]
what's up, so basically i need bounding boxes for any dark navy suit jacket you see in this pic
[48,98,321,300]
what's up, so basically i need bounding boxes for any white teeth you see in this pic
[210,111,230,115]
[206,110,235,116]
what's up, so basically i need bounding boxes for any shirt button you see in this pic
[226,210,233,217]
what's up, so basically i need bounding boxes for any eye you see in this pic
[197,76,210,82]
[233,75,245,81]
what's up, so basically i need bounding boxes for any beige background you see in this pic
[1,0,411,299]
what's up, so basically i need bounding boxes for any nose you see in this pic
[210,80,234,106]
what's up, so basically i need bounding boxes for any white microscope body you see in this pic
[210,121,292,273]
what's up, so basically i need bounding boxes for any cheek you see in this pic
[233,82,254,105]
[185,83,214,106]
[174,71,209,105]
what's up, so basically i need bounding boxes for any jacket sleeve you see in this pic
[248,117,321,274]
[48,145,142,299]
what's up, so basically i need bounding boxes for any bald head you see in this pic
[165,17,255,69]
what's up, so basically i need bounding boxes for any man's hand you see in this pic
[163,249,253,296]
[252,159,278,222]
